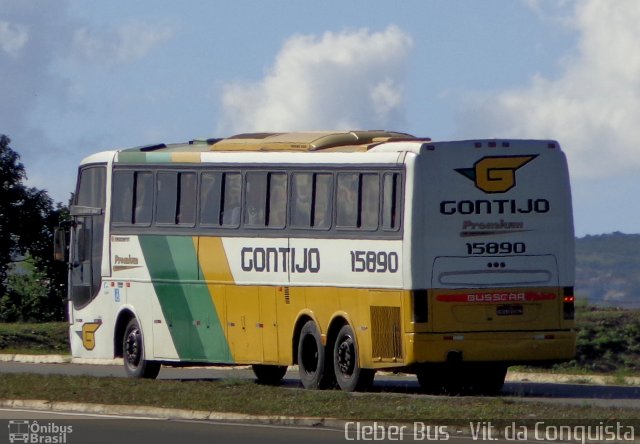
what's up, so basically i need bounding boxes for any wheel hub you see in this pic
[125,328,141,366]
[337,337,355,375]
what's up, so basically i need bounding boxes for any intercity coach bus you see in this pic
[55,131,576,393]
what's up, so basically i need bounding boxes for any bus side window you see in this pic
[382,172,402,230]
[133,172,153,226]
[200,172,222,226]
[313,173,332,229]
[291,172,333,230]
[267,172,287,228]
[111,171,134,224]
[155,171,196,226]
[244,172,267,227]
[176,172,196,225]
[291,173,312,228]
[336,173,359,228]
[156,172,178,224]
[337,172,380,230]
[221,172,241,227]
[360,173,379,230]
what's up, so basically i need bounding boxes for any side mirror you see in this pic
[53,227,68,262]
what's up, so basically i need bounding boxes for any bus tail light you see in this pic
[563,287,575,320]
[412,290,429,323]
[534,334,555,340]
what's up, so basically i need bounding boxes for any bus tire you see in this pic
[333,324,375,392]
[297,320,332,389]
[123,318,160,379]
[252,364,288,385]
[467,364,508,395]
[416,365,449,394]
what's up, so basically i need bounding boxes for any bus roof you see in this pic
[79,133,563,166]
[122,130,421,154]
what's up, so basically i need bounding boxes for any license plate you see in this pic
[497,304,523,316]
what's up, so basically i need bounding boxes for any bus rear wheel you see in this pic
[252,364,288,385]
[416,365,452,394]
[297,320,333,389]
[417,363,507,395]
[466,364,508,395]
[333,324,375,392]
[123,318,160,379]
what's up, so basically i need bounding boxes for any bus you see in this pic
[55,130,576,393]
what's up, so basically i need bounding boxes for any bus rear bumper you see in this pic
[405,330,577,364]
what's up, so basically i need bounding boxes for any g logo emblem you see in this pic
[81,322,102,350]
[456,155,537,193]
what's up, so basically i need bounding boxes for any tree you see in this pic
[0,134,68,321]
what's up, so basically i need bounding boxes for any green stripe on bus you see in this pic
[165,236,232,362]
[139,235,232,363]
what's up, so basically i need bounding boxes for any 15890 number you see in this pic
[350,251,399,273]
[466,242,526,255]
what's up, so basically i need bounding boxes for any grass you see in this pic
[0,373,638,425]
[0,322,69,354]
[613,372,631,386]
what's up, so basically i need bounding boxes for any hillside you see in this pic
[576,232,640,308]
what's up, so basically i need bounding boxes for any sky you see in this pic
[1,0,639,237]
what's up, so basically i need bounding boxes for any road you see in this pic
[1,363,639,443]
[1,361,639,409]
[0,408,347,444]
[1,408,567,444]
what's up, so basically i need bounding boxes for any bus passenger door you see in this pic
[69,165,106,316]
[68,208,105,332]
[69,215,94,308]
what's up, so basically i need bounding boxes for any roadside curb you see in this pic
[0,398,345,429]
[0,354,122,365]
[0,399,485,438]
[507,371,640,386]
[0,354,70,364]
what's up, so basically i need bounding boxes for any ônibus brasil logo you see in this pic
[455,155,537,193]
[8,420,73,443]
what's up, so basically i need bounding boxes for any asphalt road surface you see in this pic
[1,363,639,444]
[0,408,347,444]
[0,408,553,444]
[1,361,639,409]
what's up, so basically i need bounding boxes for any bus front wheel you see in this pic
[123,318,160,379]
[297,320,333,389]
